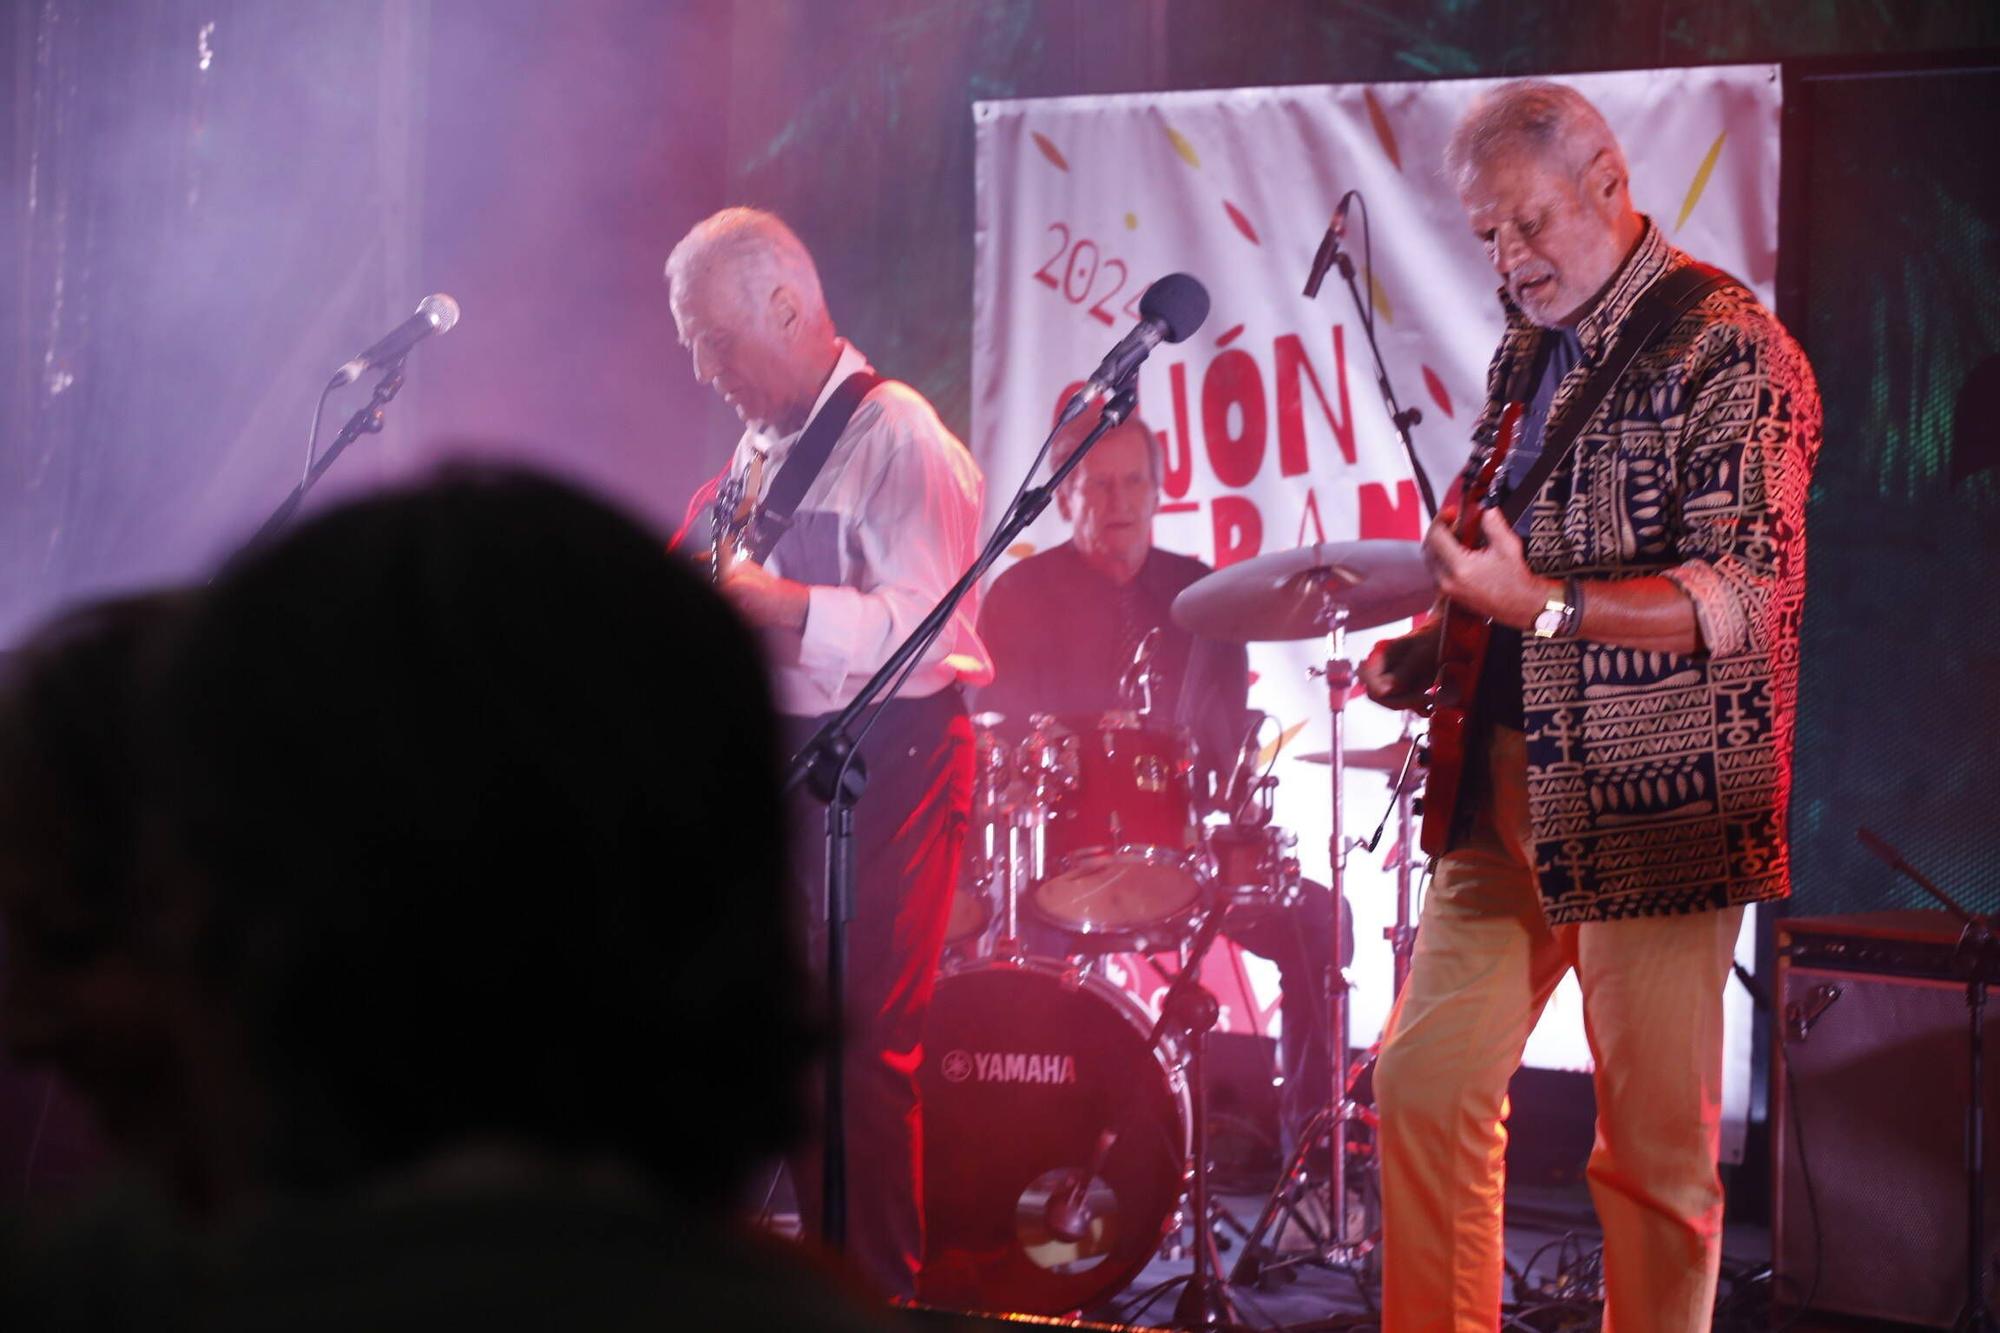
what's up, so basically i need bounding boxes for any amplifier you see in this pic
[1774,910,2000,1328]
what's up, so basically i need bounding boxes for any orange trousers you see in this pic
[1374,727,1743,1333]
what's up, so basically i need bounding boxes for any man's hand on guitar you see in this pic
[720,556,810,634]
[1361,623,1442,712]
[1422,507,1554,632]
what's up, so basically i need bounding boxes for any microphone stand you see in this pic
[1309,193,1441,1043]
[250,357,409,547]
[786,380,1141,1251]
[1307,193,1439,522]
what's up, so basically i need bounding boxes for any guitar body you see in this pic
[1419,401,1524,859]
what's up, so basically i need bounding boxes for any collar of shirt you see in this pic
[1049,540,1180,601]
[743,339,872,488]
[1491,215,1675,365]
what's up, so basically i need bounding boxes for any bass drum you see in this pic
[918,958,1188,1316]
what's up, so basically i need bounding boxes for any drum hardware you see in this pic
[924,836,1287,1325]
[1292,737,1418,772]
[1359,712,1426,999]
[1170,537,1436,1306]
[1309,607,1363,1261]
[1130,905,1252,1331]
[1206,822,1302,915]
[918,954,1191,1316]
[1120,626,1167,718]
[1166,541,1432,646]
[943,713,1026,958]
[1023,712,1207,953]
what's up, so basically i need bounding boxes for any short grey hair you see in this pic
[1054,413,1162,490]
[1443,80,1627,189]
[663,207,829,323]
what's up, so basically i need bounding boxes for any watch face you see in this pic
[1533,606,1564,638]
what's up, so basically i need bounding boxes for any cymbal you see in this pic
[1170,540,1433,642]
[1295,739,1419,773]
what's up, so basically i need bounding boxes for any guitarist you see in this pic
[1359,82,1820,1332]
[665,208,989,1302]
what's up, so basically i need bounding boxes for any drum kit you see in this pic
[918,537,1436,1326]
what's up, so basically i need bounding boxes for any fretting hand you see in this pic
[1421,507,1554,632]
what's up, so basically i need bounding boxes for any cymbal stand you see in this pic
[1228,605,1381,1297]
[1316,606,1358,1252]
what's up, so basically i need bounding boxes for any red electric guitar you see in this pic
[1418,399,1524,858]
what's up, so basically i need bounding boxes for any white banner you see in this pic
[971,65,1779,1113]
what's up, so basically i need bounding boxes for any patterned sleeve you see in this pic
[1661,302,1823,658]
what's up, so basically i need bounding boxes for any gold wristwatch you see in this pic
[1531,578,1581,640]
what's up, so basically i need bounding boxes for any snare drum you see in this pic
[918,957,1188,1315]
[1022,712,1206,950]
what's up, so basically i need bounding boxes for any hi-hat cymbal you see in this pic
[1170,540,1433,642]
[1295,738,1420,773]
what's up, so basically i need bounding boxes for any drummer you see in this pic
[975,406,1349,1171]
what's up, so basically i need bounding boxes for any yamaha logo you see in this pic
[939,1050,1079,1086]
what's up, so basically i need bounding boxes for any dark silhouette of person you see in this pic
[2,467,888,1330]
[0,594,194,1206]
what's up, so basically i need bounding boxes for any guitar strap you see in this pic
[1496,262,1738,529]
[742,370,885,564]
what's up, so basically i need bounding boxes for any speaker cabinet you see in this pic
[1774,910,2000,1328]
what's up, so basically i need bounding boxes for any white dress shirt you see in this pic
[730,340,992,716]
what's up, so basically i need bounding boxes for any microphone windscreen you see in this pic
[417,293,462,335]
[1138,273,1210,343]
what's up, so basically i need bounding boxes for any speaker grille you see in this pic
[1775,962,2000,1326]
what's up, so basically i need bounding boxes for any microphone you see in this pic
[1118,626,1164,715]
[1222,709,1271,822]
[330,294,461,388]
[1080,273,1210,399]
[1302,193,1355,298]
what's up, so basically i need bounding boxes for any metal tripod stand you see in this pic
[1228,640,1430,1308]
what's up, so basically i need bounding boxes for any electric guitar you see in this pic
[707,453,763,585]
[1418,400,1524,858]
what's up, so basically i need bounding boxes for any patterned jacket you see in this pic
[1464,219,1822,924]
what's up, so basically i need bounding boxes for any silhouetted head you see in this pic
[146,466,809,1212]
[0,591,191,1176]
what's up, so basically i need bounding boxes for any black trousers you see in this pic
[782,686,972,1301]
[1224,879,1351,1164]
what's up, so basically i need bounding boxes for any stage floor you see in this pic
[1094,1180,1776,1329]
[774,1174,1782,1329]
[860,1176,1784,1320]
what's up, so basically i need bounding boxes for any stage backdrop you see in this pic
[970,65,1781,1137]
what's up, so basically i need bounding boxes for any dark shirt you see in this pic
[1473,325,1584,732]
[975,541,1250,780]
